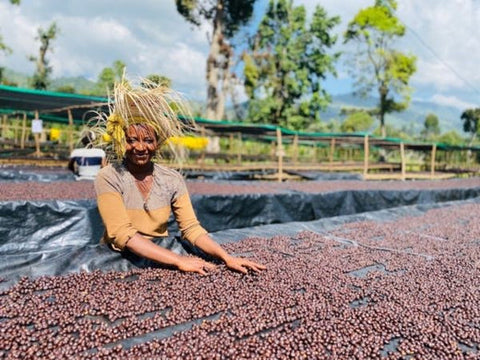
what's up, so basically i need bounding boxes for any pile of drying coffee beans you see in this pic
[1,201,479,359]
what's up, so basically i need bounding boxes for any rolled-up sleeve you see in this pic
[171,181,207,245]
[95,169,137,250]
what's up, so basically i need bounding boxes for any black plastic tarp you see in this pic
[1,185,480,289]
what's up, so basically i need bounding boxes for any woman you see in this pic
[94,81,265,275]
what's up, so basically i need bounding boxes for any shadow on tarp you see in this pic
[0,166,75,182]
[1,187,480,287]
[182,169,275,181]
[283,170,363,180]
[182,169,363,181]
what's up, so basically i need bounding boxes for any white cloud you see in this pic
[0,0,209,98]
[430,94,476,110]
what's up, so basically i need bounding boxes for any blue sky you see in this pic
[1,0,479,111]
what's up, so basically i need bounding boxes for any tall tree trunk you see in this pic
[206,1,224,120]
[379,84,387,138]
[217,43,235,120]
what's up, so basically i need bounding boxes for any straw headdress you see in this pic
[89,77,195,161]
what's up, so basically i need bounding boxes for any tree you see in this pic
[243,0,340,130]
[29,22,58,90]
[141,74,171,88]
[344,0,416,138]
[422,113,440,139]
[438,130,464,146]
[176,0,257,120]
[94,60,126,96]
[55,85,76,94]
[340,110,374,133]
[460,108,480,145]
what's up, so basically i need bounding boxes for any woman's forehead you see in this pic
[125,124,156,137]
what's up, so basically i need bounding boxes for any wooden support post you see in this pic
[199,126,206,169]
[1,114,6,139]
[229,134,234,161]
[328,138,336,171]
[21,113,27,149]
[430,143,437,179]
[292,134,298,165]
[68,109,74,153]
[271,140,276,161]
[400,142,406,181]
[34,110,41,157]
[276,128,284,182]
[14,117,18,145]
[236,132,242,164]
[313,144,318,163]
[363,135,369,177]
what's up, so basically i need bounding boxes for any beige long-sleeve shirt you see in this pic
[94,163,207,251]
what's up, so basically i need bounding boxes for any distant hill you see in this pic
[3,68,97,95]
[226,93,464,135]
[326,93,463,134]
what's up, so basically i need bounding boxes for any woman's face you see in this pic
[124,124,158,167]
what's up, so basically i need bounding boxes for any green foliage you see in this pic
[372,123,411,140]
[93,60,126,96]
[422,113,440,139]
[344,0,416,138]
[29,22,58,90]
[461,108,480,139]
[438,130,464,146]
[0,34,11,55]
[175,0,256,38]
[141,74,171,88]
[244,0,340,131]
[55,85,76,94]
[340,111,374,133]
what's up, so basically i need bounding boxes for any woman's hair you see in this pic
[89,76,196,162]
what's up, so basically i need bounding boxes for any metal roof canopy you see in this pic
[0,84,109,124]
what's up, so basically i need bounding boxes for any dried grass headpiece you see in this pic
[89,77,195,161]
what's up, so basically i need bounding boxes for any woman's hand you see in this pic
[176,256,217,275]
[224,256,266,274]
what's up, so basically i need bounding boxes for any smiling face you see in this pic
[124,124,158,168]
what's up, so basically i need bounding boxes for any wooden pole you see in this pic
[271,140,276,161]
[276,127,284,182]
[400,142,406,181]
[236,132,242,164]
[292,134,299,165]
[34,110,41,157]
[328,138,336,171]
[313,144,318,163]
[363,135,369,177]
[1,114,6,139]
[21,113,27,149]
[68,109,74,153]
[229,133,234,162]
[199,126,206,169]
[430,144,437,179]
[14,116,18,145]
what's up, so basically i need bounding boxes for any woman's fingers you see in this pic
[243,260,267,272]
[227,258,267,273]
[204,261,217,270]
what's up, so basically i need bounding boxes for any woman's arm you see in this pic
[126,233,217,275]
